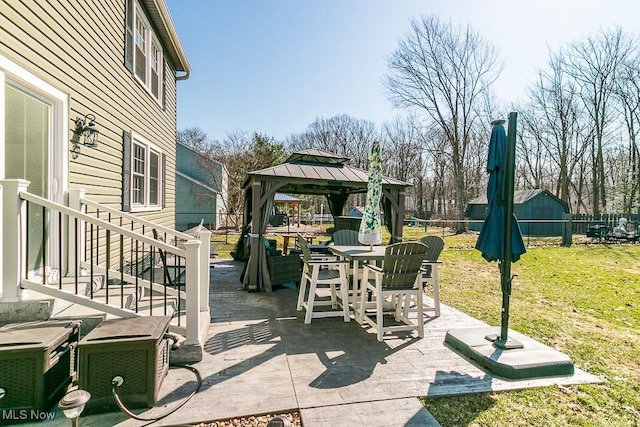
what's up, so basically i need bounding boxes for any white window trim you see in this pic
[129,131,163,212]
[132,0,163,105]
[0,53,69,275]
[0,54,69,198]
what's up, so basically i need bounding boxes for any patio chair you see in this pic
[296,234,350,324]
[414,235,444,317]
[265,239,302,287]
[327,229,366,285]
[330,229,362,246]
[358,242,428,341]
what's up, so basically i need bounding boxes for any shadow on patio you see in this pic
[76,258,599,426]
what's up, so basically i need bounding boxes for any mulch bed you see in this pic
[194,411,301,427]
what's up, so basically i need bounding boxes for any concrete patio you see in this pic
[27,258,600,426]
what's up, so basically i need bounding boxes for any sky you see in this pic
[165,0,640,142]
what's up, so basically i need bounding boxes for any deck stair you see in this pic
[21,273,179,329]
[2,183,210,362]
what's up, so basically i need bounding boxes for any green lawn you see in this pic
[426,241,640,426]
[213,227,640,425]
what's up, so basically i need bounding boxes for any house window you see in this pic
[126,0,163,104]
[150,41,161,99]
[130,133,162,211]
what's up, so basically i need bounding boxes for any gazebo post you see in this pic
[395,188,406,242]
[248,181,262,291]
[383,187,406,243]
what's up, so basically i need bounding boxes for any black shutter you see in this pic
[124,0,134,73]
[162,152,166,208]
[123,131,131,212]
[162,64,166,110]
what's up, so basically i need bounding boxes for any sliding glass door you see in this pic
[4,82,51,272]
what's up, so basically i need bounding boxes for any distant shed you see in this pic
[465,189,569,236]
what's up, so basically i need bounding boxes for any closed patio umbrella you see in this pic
[475,113,526,348]
[358,140,383,248]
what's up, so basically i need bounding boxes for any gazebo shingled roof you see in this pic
[241,149,411,292]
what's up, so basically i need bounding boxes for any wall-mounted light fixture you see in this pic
[71,114,99,158]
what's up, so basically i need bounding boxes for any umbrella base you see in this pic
[484,333,524,349]
[445,327,574,380]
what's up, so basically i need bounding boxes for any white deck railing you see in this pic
[0,179,209,346]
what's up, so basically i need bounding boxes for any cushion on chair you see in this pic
[265,238,281,256]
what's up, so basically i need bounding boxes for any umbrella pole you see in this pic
[494,112,523,350]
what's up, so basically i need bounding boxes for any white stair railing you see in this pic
[1,180,208,345]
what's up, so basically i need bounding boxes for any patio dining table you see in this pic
[328,245,387,320]
[282,233,315,255]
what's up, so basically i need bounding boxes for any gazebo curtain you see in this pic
[383,190,404,244]
[233,187,252,262]
[383,197,394,243]
[326,193,349,218]
[258,182,276,291]
[243,180,277,291]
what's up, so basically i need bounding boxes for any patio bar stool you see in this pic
[403,236,445,319]
[296,235,350,324]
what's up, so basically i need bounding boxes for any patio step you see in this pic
[16,273,190,357]
[24,275,178,322]
[39,275,104,316]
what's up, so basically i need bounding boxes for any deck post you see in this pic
[198,228,211,312]
[184,239,202,346]
[1,179,30,302]
[67,188,86,276]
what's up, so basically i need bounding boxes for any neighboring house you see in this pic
[348,206,364,217]
[1,1,209,358]
[175,142,228,231]
[466,189,569,236]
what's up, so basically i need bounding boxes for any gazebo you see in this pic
[241,149,411,291]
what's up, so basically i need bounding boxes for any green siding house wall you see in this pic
[1,0,190,230]
[175,142,228,231]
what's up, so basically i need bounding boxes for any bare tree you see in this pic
[561,27,635,213]
[380,114,425,215]
[385,15,502,222]
[286,114,376,170]
[613,56,640,211]
[286,114,377,207]
[177,127,209,152]
[421,126,450,216]
[178,129,286,228]
[522,52,591,206]
[213,132,286,219]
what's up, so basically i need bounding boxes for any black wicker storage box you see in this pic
[0,320,80,417]
[78,316,171,414]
